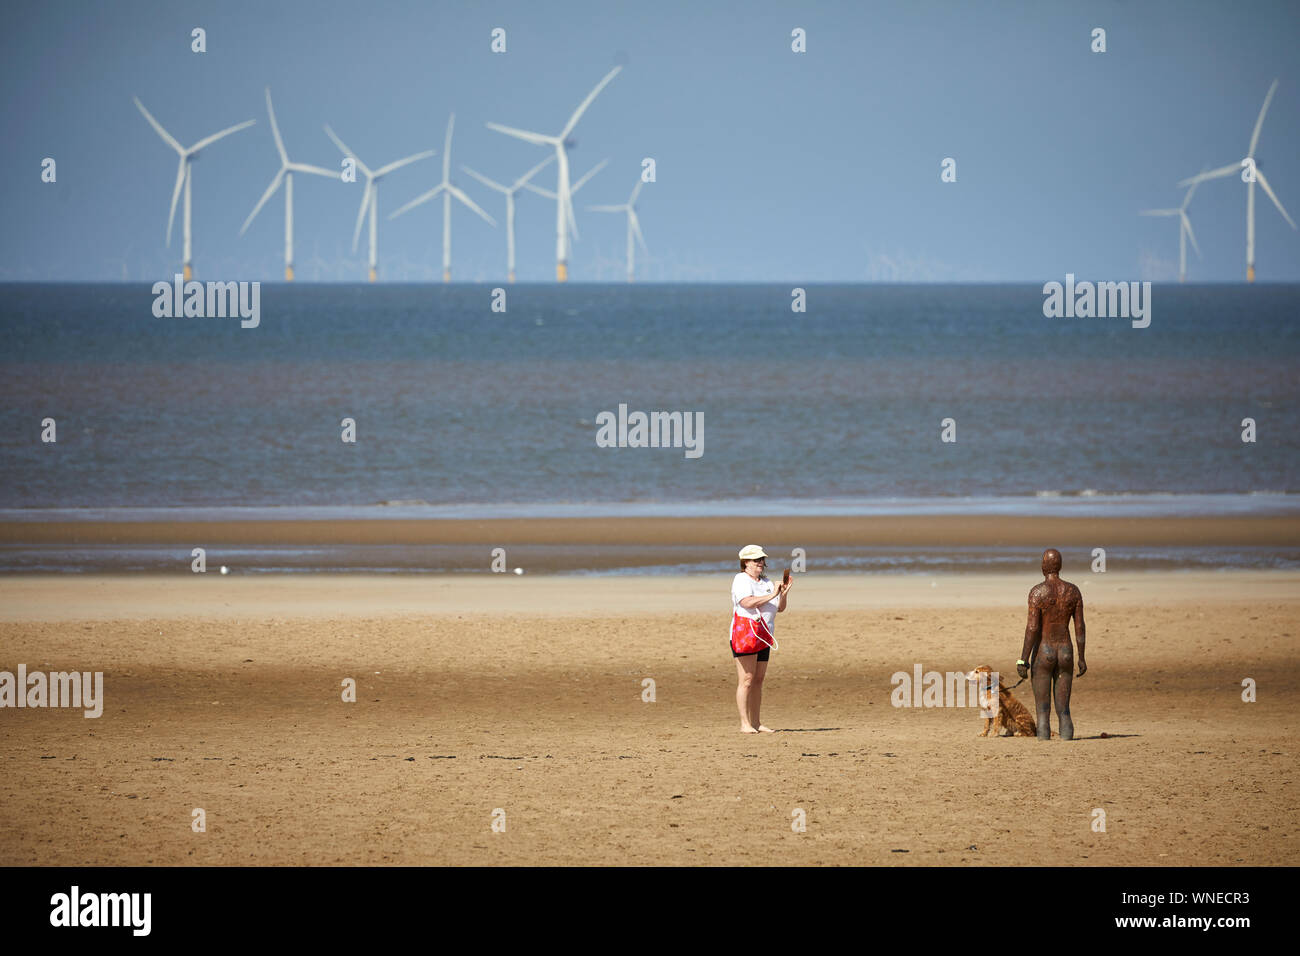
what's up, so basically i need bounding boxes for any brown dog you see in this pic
[965,665,1037,737]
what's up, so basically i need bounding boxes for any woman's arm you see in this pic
[738,579,785,610]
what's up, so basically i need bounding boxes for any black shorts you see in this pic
[732,645,771,662]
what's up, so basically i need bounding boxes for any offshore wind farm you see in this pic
[10,6,1298,285]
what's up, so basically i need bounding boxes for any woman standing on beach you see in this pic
[730,545,790,733]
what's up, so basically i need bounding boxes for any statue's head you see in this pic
[1041,548,1062,575]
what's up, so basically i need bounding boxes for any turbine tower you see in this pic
[1140,179,1201,283]
[241,88,339,281]
[461,155,555,283]
[1178,79,1297,282]
[588,178,649,282]
[486,66,622,281]
[388,114,497,283]
[525,159,608,275]
[133,97,255,281]
[324,125,435,282]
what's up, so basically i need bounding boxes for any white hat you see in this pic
[738,544,768,561]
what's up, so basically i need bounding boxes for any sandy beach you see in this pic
[1,569,1295,866]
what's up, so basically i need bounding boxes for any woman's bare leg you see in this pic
[752,660,774,731]
[735,655,759,732]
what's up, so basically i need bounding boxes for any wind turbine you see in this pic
[1178,79,1297,282]
[460,155,555,282]
[388,114,497,282]
[133,97,255,280]
[1140,179,1202,283]
[588,178,649,282]
[524,159,608,273]
[241,88,339,281]
[486,66,622,281]
[324,125,435,282]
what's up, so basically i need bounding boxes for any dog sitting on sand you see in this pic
[965,665,1037,737]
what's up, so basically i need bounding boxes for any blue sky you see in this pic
[3,0,1299,281]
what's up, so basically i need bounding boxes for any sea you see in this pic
[2,282,1297,573]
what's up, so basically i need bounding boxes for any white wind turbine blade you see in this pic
[323,125,373,178]
[166,157,187,246]
[1248,79,1279,158]
[134,97,184,154]
[1181,177,1201,210]
[525,183,557,200]
[388,183,446,219]
[1181,212,1202,259]
[1139,209,1179,216]
[570,159,608,194]
[351,182,372,252]
[587,204,625,213]
[485,122,556,147]
[447,184,497,226]
[560,66,623,139]
[289,162,339,179]
[461,166,508,194]
[442,115,455,181]
[1178,163,1241,188]
[628,178,644,206]
[629,209,647,253]
[564,160,607,242]
[264,88,288,165]
[240,168,286,235]
[189,119,256,155]
[374,150,435,179]
[1255,169,1298,229]
[512,154,556,191]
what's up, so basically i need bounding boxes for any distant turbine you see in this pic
[1178,79,1297,282]
[389,114,497,283]
[461,155,555,282]
[1140,179,1202,283]
[525,159,609,266]
[324,125,435,282]
[133,97,255,280]
[241,88,339,282]
[486,66,622,281]
[588,178,649,282]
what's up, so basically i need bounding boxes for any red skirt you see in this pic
[730,611,774,655]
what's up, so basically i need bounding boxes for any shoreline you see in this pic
[3,514,1296,547]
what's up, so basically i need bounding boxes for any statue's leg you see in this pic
[1054,646,1075,740]
[1031,646,1054,740]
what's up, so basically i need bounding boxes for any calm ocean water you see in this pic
[2,282,1297,572]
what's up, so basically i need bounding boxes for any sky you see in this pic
[3,0,1299,282]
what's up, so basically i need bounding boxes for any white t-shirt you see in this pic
[732,572,779,633]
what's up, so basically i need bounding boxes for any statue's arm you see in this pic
[1020,591,1043,665]
[1073,589,1087,674]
